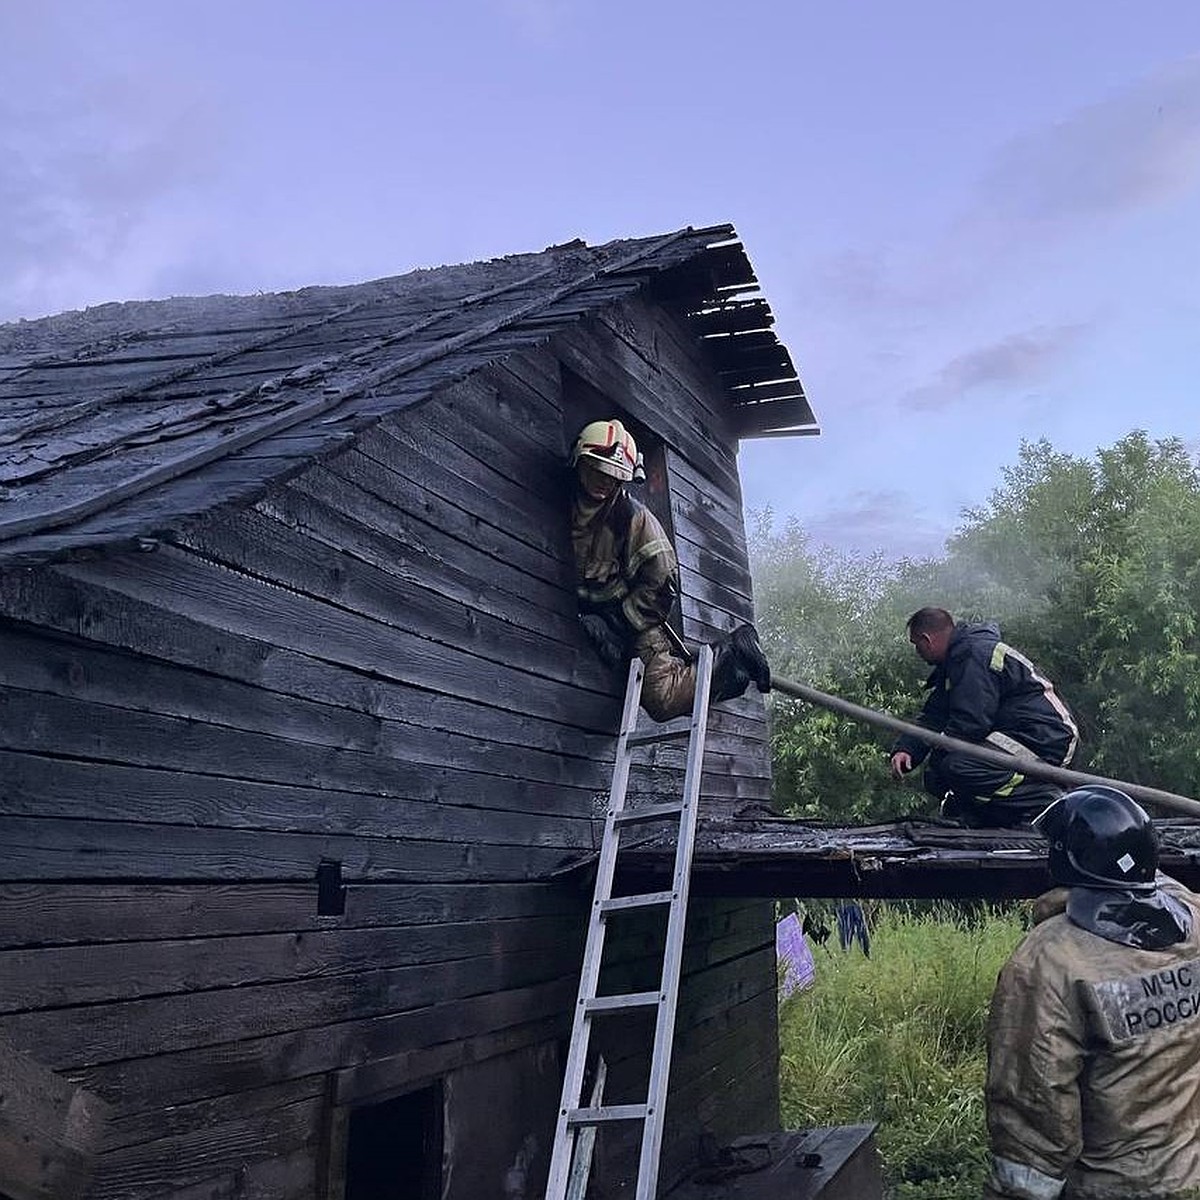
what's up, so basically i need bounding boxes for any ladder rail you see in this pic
[544,656,647,1199]
[545,645,715,1200]
[635,644,713,1199]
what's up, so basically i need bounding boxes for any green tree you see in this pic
[752,431,1200,817]
[749,511,928,821]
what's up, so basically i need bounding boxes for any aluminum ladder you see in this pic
[545,643,714,1200]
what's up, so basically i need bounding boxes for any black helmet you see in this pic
[1033,785,1158,892]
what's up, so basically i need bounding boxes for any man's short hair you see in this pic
[907,607,955,636]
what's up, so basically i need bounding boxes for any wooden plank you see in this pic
[0,687,606,816]
[104,1077,325,1152]
[0,1033,111,1200]
[0,940,582,1070]
[265,460,578,637]
[90,1099,324,1200]
[171,505,584,682]
[0,815,574,883]
[3,602,608,793]
[0,880,580,949]
[0,568,621,751]
[333,1013,562,1105]
[53,548,614,728]
[88,1095,322,1200]
[364,419,563,561]
[401,375,566,497]
[105,1147,315,1200]
[311,444,571,597]
[667,447,746,531]
[0,915,578,1013]
[731,395,816,437]
[0,746,600,837]
[74,977,577,1112]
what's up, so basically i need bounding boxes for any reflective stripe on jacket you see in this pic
[571,488,677,634]
[985,881,1200,1199]
[895,621,1079,767]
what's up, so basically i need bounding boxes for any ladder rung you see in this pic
[599,891,674,914]
[626,727,691,747]
[567,1103,649,1126]
[584,990,661,1013]
[613,801,685,826]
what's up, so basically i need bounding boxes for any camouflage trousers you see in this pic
[633,625,696,723]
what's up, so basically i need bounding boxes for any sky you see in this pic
[3,1,1199,559]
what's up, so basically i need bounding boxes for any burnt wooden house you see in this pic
[0,226,820,1200]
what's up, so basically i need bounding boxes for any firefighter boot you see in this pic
[730,624,771,693]
[710,633,752,702]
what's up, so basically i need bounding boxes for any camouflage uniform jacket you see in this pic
[570,488,677,635]
[985,880,1200,1200]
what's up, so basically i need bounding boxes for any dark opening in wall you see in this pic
[344,1084,443,1200]
[560,363,684,638]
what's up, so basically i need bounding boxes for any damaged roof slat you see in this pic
[573,816,1200,901]
[0,225,808,563]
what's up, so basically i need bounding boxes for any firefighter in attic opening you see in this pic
[569,418,770,722]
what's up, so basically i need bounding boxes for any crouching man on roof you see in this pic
[569,418,770,722]
[889,606,1080,828]
[984,786,1200,1200]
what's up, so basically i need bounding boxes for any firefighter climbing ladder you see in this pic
[545,644,715,1200]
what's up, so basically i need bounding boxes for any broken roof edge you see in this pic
[0,224,812,563]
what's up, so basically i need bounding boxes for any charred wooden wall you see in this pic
[0,291,777,1199]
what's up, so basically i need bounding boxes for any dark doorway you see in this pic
[344,1084,443,1200]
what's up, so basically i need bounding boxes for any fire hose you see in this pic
[767,673,1200,820]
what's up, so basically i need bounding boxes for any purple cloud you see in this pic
[903,323,1093,412]
[978,57,1200,224]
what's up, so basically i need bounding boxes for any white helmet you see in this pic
[571,419,643,483]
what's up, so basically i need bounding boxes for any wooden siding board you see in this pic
[0,915,577,1015]
[0,752,598,852]
[48,548,612,729]
[402,375,567,496]
[0,943,582,1069]
[104,1077,326,1153]
[0,685,605,821]
[0,559,619,755]
[331,437,568,590]
[332,1014,562,1106]
[0,815,573,883]
[70,977,577,1112]
[263,467,579,640]
[365,419,563,562]
[0,881,581,950]
[120,1147,315,1200]
[88,1095,324,1200]
[170,507,586,687]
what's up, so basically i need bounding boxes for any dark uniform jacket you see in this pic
[894,621,1079,767]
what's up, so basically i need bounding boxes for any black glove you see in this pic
[579,612,627,669]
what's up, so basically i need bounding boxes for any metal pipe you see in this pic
[769,673,1200,820]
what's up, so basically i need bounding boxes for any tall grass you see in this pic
[779,904,1027,1199]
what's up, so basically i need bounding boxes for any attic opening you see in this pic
[343,1083,443,1200]
[561,364,684,638]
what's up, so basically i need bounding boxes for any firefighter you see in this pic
[569,418,770,722]
[889,606,1080,827]
[984,785,1200,1199]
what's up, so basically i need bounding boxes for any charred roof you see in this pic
[0,224,814,566]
